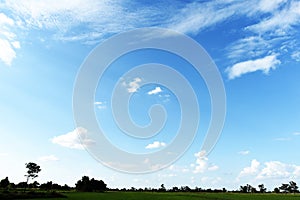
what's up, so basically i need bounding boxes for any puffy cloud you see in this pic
[239,159,260,177]
[0,38,16,66]
[145,141,166,149]
[51,127,94,150]
[148,87,162,95]
[193,151,218,174]
[226,55,281,79]
[238,159,300,181]
[256,161,292,180]
[122,77,142,93]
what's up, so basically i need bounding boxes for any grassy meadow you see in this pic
[23,192,300,200]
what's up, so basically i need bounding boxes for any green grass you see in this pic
[23,192,300,200]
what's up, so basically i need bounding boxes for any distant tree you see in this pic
[75,176,107,192]
[28,181,40,188]
[258,184,267,193]
[240,185,248,193]
[25,162,41,185]
[273,187,280,193]
[40,181,53,190]
[288,181,299,193]
[0,177,10,188]
[159,184,166,192]
[16,182,28,188]
[240,184,254,193]
[279,183,289,193]
[180,186,191,192]
[171,186,179,192]
[61,184,71,191]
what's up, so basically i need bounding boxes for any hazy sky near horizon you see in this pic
[1,0,300,190]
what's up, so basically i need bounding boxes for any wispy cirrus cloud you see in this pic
[246,1,300,35]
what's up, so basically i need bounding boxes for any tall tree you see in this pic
[25,162,41,185]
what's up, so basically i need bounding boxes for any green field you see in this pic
[26,192,300,200]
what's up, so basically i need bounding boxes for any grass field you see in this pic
[25,192,300,200]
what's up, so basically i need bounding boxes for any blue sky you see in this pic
[0,0,300,191]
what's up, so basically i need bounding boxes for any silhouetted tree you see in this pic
[0,177,9,189]
[16,182,27,188]
[28,181,40,188]
[75,176,107,192]
[258,184,266,193]
[289,181,299,193]
[279,183,289,193]
[25,162,41,185]
[240,184,254,193]
[273,187,280,193]
[159,184,166,192]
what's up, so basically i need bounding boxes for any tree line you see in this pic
[0,162,299,194]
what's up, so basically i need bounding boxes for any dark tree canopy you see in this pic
[75,176,107,192]
[0,177,9,188]
[25,162,41,184]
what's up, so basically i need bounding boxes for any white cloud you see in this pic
[239,159,260,178]
[123,77,142,93]
[145,141,166,149]
[0,13,20,66]
[257,0,287,12]
[247,1,300,35]
[238,150,250,155]
[0,13,14,25]
[0,39,16,66]
[38,155,59,162]
[148,86,162,95]
[238,159,300,181]
[227,36,271,61]
[193,150,218,174]
[168,1,257,34]
[94,101,107,109]
[0,153,8,157]
[226,55,281,79]
[256,161,292,180]
[292,52,300,62]
[51,127,94,150]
